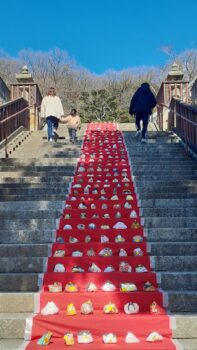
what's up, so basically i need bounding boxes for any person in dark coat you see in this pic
[129,82,157,143]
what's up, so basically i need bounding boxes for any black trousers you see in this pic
[135,112,149,138]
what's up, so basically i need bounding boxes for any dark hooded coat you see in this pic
[129,83,157,115]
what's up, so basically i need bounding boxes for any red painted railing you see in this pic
[169,98,197,152]
[157,97,197,152]
[0,98,30,142]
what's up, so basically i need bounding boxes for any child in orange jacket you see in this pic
[61,109,81,143]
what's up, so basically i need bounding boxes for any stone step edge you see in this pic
[1,291,197,313]
[9,339,197,350]
[0,314,196,350]
[0,242,197,247]
[0,339,25,350]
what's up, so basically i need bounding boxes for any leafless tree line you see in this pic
[0,47,197,118]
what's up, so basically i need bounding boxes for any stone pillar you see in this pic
[157,62,189,131]
[10,66,42,131]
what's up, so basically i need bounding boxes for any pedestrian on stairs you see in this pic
[129,82,157,143]
[41,87,64,142]
[61,109,81,144]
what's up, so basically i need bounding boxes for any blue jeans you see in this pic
[68,128,77,142]
[135,113,149,138]
[46,116,59,140]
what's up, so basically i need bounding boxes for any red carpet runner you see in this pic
[25,122,176,349]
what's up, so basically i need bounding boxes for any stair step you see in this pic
[0,271,196,293]
[168,292,197,313]
[131,161,196,165]
[0,188,69,195]
[0,339,24,349]
[1,201,64,211]
[0,183,70,189]
[139,193,197,199]
[0,194,68,201]
[0,255,196,273]
[146,228,197,242]
[0,210,62,219]
[0,219,56,230]
[161,272,197,291]
[1,290,197,317]
[150,243,197,255]
[154,256,197,271]
[135,180,197,187]
[141,208,197,217]
[0,313,30,339]
[177,339,197,350]
[0,171,75,177]
[138,187,197,194]
[0,158,79,165]
[0,338,196,350]
[0,229,54,244]
[140,198,197,208]
[132,168,197,173]
[0,176,72,184]
[128,153,192,158]
[0,257,44,273]
[0,244,49,257]
[0,274,39,291]
[0,166,76,172]
[0,293,35,313]
[134,175,197,181]
[144,217,197,228]
[0,312,197,343]
[2,241,196,257]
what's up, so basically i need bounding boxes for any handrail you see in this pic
[0,98,41,157]
[158,99,197,152]
[159,102,197,127]
[0,105,32,124]
[0,97,24,109]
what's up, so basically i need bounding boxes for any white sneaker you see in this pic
[135,130,141,137]
[53,131,59,140]
[141,138,147,143]
[49,138,53,142]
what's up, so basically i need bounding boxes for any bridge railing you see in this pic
[169,98,197,152]
[0,98,30,142]
[158,98,197,152]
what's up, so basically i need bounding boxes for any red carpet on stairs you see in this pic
[25,123,176,349]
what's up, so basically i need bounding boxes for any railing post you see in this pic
[173,100,176,129]
[5,136,9,158]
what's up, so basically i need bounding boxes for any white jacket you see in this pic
[41,96,64,119]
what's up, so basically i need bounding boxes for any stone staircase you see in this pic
[0,125,197,349]
[0,125,85,349]
[123,130,197,350]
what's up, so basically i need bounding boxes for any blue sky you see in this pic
[0,0,196,74]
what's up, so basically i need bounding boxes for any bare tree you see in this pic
[0,50,20,85]
[159,45,177,61]
[159,45,197,82]
[178,49,197,81]
[18,48,74,96]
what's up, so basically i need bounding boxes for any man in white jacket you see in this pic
[41,87,64,141]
